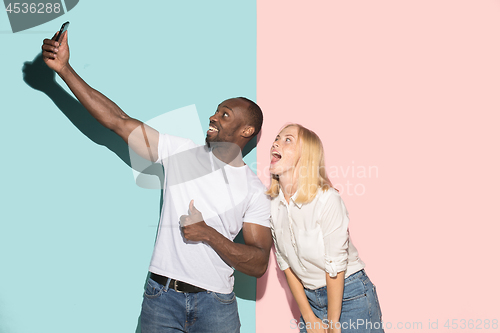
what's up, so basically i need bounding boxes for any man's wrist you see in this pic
[57,63,71,77]
[202,224,217,244]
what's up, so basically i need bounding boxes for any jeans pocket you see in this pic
[343,293,367,302]
[210,291,236,304]
[343,279,366,302]
[144,279,164,299]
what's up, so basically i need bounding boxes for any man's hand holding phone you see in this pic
[42,22,70,74]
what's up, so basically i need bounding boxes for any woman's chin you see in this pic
[269,166,282,177]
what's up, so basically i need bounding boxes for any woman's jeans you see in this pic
[299,269,384,333]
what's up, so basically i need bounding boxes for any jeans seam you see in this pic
[315,289,322,308]
[373,285,382,320]
[363,278,373,319]
[184,293,188,331]
[193,293,198,326]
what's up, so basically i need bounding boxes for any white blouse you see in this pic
[270,187,365,289]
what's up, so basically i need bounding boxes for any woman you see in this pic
[268,124,384,333]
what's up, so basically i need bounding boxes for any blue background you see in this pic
[0,1,258,332]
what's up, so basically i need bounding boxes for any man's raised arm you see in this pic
[41,31,159,162]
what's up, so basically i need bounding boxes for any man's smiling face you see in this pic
[206,98,248,146]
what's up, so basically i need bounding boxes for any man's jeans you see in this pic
[140,277,240,333]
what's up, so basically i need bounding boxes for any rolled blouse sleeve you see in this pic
[319,190,349,277]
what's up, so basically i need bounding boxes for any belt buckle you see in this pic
[173,279,180,292]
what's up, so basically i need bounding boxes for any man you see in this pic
[42,30,272,333]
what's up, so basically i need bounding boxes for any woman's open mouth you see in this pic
[271,150,282,164]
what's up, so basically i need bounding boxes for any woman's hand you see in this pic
[303,313,328,333]
[327,322,341,333]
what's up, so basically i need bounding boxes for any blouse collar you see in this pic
[278,188,303,209]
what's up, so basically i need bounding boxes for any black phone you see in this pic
[55,21,70,42]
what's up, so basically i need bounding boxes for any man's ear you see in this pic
[241,126,255,139]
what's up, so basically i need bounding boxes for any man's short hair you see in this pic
[237,97,263,138]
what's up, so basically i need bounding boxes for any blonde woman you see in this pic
[268,124,384,333]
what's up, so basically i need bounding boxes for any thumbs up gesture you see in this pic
[180,200,210,242]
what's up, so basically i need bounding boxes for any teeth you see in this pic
[272,152,281,158]
[209,125,219,132]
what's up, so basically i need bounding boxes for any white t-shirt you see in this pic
[148,134,271,294]
[271,188,365,290]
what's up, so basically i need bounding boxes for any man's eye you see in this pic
[223,112,229,117]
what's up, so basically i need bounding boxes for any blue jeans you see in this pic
[140,276,240,333]
[299,270,384,333]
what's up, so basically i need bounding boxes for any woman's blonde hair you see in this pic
[266,124,332,204]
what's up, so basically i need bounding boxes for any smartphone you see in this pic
[55,21,70,42]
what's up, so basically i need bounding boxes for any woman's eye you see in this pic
[286,138,291,142]
[274,137,278,141]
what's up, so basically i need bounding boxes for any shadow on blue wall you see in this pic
[23,52,258,332]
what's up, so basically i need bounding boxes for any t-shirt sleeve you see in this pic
[319,190,350,277]
[156,133,196,165]
[243,181,271,228]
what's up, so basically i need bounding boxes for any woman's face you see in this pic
[269,125,300,177]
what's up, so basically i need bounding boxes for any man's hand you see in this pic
[180,200,212,242]
[180,200,271,277]
[42,30,69,73]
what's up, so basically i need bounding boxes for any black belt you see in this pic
[150,272,206,293]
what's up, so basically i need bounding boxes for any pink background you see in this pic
[255,0,500,332]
